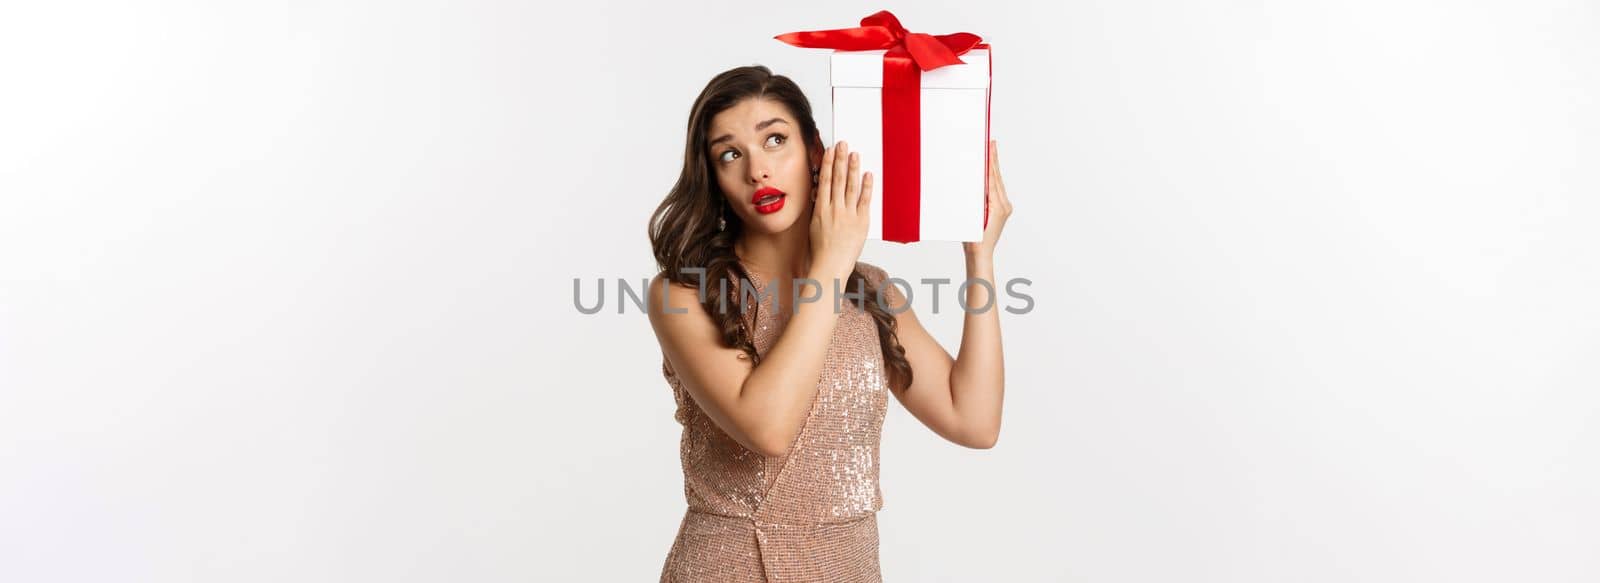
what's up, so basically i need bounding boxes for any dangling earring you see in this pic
[811,167,820,185]
[717,205,727,232]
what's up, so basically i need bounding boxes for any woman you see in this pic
[646,64,1013,582]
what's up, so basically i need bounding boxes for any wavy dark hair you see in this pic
[647,65,913,393]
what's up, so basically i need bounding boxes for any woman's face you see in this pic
[706,97,817,235]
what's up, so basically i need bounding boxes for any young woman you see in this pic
[646,65,1013,582]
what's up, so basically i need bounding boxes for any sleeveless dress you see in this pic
[658,260,899,582]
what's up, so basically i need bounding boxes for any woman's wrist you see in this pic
[808,258,855,286]
[964,245,995,269]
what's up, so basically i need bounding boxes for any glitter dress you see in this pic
[658,260,899,582]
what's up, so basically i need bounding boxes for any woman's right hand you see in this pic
[809,140,874,284]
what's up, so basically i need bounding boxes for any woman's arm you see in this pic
[648,265,848,458]
[878,254,1005,449]
[884,140,1014,449]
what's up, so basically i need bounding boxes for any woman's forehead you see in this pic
[709,99,790,136]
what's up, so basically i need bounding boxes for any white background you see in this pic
[2,1,1596,581]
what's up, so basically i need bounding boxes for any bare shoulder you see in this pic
[647,270,750,354]
[647,271,710,326]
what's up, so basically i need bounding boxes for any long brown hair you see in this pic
[647,65,913,393]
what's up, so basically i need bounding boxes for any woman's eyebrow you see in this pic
[708,118,791,147]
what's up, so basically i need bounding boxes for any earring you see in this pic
[811,167,820,185]
[718,207,726,232]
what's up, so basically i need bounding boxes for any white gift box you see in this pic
[830,48,992,243]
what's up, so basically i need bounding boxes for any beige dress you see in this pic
[658,261,899,582]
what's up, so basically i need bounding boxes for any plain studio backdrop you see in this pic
[1,1,1596,581]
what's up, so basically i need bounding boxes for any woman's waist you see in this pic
[684,479,883,525]
[684,505,879,529]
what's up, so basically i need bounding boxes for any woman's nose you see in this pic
[747,156,771,184]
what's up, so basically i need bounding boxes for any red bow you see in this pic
[774,10,983,73]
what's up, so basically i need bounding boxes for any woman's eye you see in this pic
[715,134,782,164]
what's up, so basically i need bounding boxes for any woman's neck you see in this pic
[734,224,815,284]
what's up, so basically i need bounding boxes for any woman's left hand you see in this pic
[964,139,1013,258]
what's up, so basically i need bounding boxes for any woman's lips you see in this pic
[752,186,786,215]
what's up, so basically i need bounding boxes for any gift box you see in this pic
[778,10,992,243]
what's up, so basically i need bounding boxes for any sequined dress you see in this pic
[658,261,898,582]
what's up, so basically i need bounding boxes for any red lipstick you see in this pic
[752,186,786,215]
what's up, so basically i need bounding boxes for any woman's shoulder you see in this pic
[645,270,709,325]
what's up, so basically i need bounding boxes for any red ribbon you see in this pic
[776,10,987,243]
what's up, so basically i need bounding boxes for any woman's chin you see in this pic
[743,203,805,233]
[744,216,794,234]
